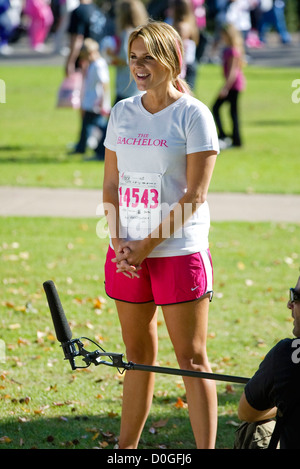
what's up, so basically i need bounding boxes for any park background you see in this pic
[0,0,300,449]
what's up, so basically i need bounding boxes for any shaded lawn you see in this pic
[0,216,299,449]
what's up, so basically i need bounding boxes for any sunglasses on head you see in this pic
[290,288,300,303]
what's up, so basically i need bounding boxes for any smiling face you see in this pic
[288,276,300,337]
[129,37,171,93]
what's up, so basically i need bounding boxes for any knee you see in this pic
[176,351,210,373]
[124,339,157,366]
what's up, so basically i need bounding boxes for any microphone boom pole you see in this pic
[43,280,250,385]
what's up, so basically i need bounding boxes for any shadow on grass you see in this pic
[249,119,300,127]
[1,391,241,450]
[0,414,238,450]
[0,144,75,164]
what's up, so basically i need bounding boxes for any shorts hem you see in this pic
[105,286,214,306]
[155,290,214,306]
[105,287,155,304]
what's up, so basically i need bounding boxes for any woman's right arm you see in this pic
[102,148,139,277]
[102,148,120,249]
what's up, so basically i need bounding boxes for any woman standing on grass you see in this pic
[102,21,219,449]
[212,23,246,149]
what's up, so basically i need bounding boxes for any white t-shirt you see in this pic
[81,57,110,114]
[104,93,219,257]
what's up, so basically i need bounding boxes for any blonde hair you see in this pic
[221,23,246,66]
[116,0,148,32]
[128,21,190,93]
[171,0,199,45]
[80,38,100,58]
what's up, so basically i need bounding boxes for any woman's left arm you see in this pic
[117,150,217,268]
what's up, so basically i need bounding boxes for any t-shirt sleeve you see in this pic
[186,102,219,155]
[104,105,118,151]
[95,61,110,84]
[244,345,277,411]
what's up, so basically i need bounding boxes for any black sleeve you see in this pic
[244,345,277,411]
[244,339,294,411]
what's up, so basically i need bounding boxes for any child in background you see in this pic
[212,23,246,149]
[74,38,111,160]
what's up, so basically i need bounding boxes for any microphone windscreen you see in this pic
[43,280,72,343]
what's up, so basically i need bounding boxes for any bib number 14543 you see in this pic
[118,171,162,239]
[119,186,159,209]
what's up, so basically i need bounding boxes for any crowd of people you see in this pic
[0,1,296,56]
[0,1,296,155]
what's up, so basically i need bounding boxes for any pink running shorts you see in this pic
[104,246,213,305]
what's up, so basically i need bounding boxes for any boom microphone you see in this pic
[43,280,250,382]
[43,280,72,342]
[43,280,77,369]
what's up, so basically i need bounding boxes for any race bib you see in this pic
[119,171,162,239]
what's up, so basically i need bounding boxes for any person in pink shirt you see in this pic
[212,23,246,148]
[24,0,53,50]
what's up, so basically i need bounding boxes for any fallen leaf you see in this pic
[86,427,99,433]
[99,441,109,447]
[152,419,168,428]
[101,430,115,441]
[18,417,30,423]
[226,420,240,427]
[17,338,31,346]
[0,436,12,444]
[225,384,235,394]
[21,396,31,404]
[174,397,187,409]
[8,323,21,330]
[47,333,56,342]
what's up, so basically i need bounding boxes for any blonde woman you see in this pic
[103,21,219,449]
[212,23,246,149]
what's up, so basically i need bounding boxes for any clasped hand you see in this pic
[111,239,151,279]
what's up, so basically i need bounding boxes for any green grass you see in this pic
[0,217,299,449]
[0,64,299,193]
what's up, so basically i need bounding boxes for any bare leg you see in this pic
[116,300,158,449]
[162,296,218,449]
